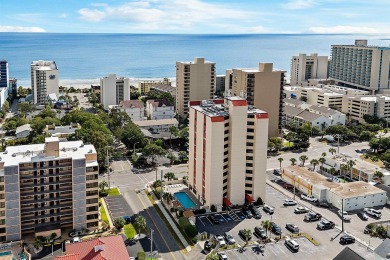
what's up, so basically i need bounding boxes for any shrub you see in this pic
[210,204,217,212]
[192,236,198,244]
[99,191,108,197]
[178,217,198,238]
[137,251,146,260]
[113,217,125,230]
[193,208,206,215]
[255,197,264,206]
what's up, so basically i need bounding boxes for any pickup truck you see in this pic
[300,194,318,202]
[364,208,382,218]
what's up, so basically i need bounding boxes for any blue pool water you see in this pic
[175,192,196,209]
[0,251,11,256]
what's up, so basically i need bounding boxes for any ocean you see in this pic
[0,33,389,87]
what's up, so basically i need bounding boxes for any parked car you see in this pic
[283,183,294,189]
[285,238,299,252]
[208,215,220,224]
[340,235,355,245]
[364,208,382,218]
[250,207,262,219]
[216,235,226,247]
[274,178,285,184]
[273,169,281,175]
[271,222,282,235]
[304,212,322,222]
[285,223,299,233]
[204,240,212,252]
[263,205,274,215]
[357,212,369,221]
[218,252,228,260]
[283,199,297,206]
[301,194,318,202]
[223,232,236,245]
[239,229,252,241]
[338,210,351,221]
[254,226,267,239]
[122,215,134,224]
[294,207,309,214]
[242,208,253,219]
[316,201,330,208]
[317,219,335,230]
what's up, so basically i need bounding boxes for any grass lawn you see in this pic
[283,141,294,148]
[359,155,384,167]
[100,198,108,223]
[124,224,136,239]
[108,188,120,196]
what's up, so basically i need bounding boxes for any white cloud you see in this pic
[283,0,318,10]
[59,13,68,18]
[0,25,46,32]
[308,25,390,34]
[78,8,106,22]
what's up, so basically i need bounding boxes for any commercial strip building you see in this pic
[225,63,285,137]
[0,137,99,242]
[138,78,171,94]
[188,96,269,207]
[31,60,59,105]
[329,39,390,92]
[117,100,145,121]
[176,57,216,118]
[282,166,387,211]
[100,74,131,109]
[146,99,174,120]
[134,118,179,133]
[290,53,328,86]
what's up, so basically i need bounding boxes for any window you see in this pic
[247,122,254,126]
[245,183,252,188]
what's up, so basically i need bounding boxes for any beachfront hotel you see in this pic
[0,137,99,242]
[31,60,59,105]
[290,53,328,86]
[225,63,285,137]
[176,57,216,118]
[329,39,390,93]
[0,60,10,108]
[100,74,131,109]
[188,96,269,208]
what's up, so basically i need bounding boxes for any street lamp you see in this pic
[335,134,341,154]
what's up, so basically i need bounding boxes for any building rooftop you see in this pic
[325,154,380,175]
[151,84,176,95]
[15,124,31,135]
[147,99,173,108]
[295,110,323,122]
[309,105,341,116]
[285,105,304,117]
[31,60,58,70]
[374,238,390,259]
[119,100,144,109]
[0,137,97,167]
[284,166,385,198]
[333,247,365,260]
[284,98,304,107]
[134,118,178,127]
[46,125,80,136]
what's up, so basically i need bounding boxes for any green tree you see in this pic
[310,159,319,171]
[340,164,350,179]
[16,102,33,114]
[329,148,336,155]
[178,151,188,163]
[113,217,125,230]
[299,155,308,166]
[135,216,147,235]
[206,254,219,260]
[2,100,9,113]
[142,143,166,168]
[290,158,297,166]
[167,152,176,165]
[374,171,384,182]
[99,180,108,192]
[318,157,326,174]
[268,137,283,152]
[347,159,356,179]
[261,220,272,237]
[241,229,252,243]
[164,172,175,181]
[169,126,179,148]
[277,157,284,170]
[329,167,337,176]
[321,152,327,158]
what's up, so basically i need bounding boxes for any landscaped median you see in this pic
[124,223,137,239]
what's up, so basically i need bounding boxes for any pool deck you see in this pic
[163,184,202,209]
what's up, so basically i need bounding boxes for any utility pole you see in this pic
[133,141,139,155]
[341,198,344,232]
[150,228,154,257]
[335,134,341,154]
[106,148,110,189]
[160,169,163,202]
[293,175,296,200]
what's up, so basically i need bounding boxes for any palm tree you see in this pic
[164,172,175,181]
[56,109,62,120]
[329,167,337,176]
[321,152,327,158]
[242,229,252,244]
[261,220,273,238]
[340,164,350,179]
[290,158,297,166]
[318,157,326,174]
[347,160,356,179]
[310,159,319,171]
[98,180,108,192]
[329,148,336,155]
[299,155,308,166]
[0,139,5,148]
[135,216,147,235]
[278,157,284,170]
[206,254,219,260]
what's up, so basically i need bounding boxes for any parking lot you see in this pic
[104,195,134,220]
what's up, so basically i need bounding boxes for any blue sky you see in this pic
[1,0,389,34]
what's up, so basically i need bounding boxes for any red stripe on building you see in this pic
[256,113,269,119]
[211,116,225,122]
[213,99,224,104]
[189,101,201,106]
[231,100,247,106]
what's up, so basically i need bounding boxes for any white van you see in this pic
[285,238,299,252]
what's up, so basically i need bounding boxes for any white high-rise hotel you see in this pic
[188,96,268,207]
[100,74,131,109]
[31,60,59,105]
[290,53,328,86]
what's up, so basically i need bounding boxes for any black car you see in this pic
[239,229,252,241]
[340,235,355,245]
[254,226,267,239]
[250,207,262,219]
[304,212,322,222]
[122,215,134,224]
[242,208,253,219]
[316,201,330,208]
[357,212,369,221]
[208,215,220,224]
[273,169,281,175]
[271,222,282,235]
[204,240,213,252]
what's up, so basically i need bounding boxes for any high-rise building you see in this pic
[0,60,9,108]
[225,63,285,137]
[0,137,99,242]
[329,39,390,92]
[215,75,226,96]
[188,96,269,207]
[100,74,131,109]
[176,58,216,118]
[290,53,328,86]
[31,60,59,105]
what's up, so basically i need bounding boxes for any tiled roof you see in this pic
[63,236,129,260]
[284,106,304,117]
[53,254,79,260]
[147,99,173,108]
[119,100,144,109]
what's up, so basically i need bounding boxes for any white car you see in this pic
[283,199,297,206]
[216,235,226,247]
[337,210,351,221]
[300,194,318,202]
[364,208,382,218]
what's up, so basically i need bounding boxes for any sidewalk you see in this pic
[101,197,114,228]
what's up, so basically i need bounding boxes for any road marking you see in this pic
[135,192,177,260]
[197,217,205,226]
[220,214,228,222]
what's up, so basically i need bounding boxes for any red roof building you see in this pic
[53,236,129,260]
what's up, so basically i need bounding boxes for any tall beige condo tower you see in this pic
[330,40,390,92]
[290,53,328,86]
[226,63,285,137]
[176,58,216,118]
[100,74,131,109]
[31,60,59,105]
[188,97,269,207]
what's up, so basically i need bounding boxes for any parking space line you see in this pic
[219,214,228,222]
[198,217,205,226]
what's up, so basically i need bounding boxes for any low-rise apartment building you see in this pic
[138,78,171,94]
[0,137,99,242]
[146,99,174,120]
[134,118,178,133]
[188,96,269,207]
[117,100,145,121]
[342,95,390,124]
[44,123,81,138]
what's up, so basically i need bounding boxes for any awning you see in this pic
[245,194,255,203]
[223,198,232,207]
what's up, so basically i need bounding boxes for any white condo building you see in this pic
[31,60,59,105]
[0,60,9,108]
[146,99,174,120]
[290,53,328,86]
[188,96,269,207]
[100,74,131,109]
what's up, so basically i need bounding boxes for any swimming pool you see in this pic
[175,192,196,209]
[0,251,11,256]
